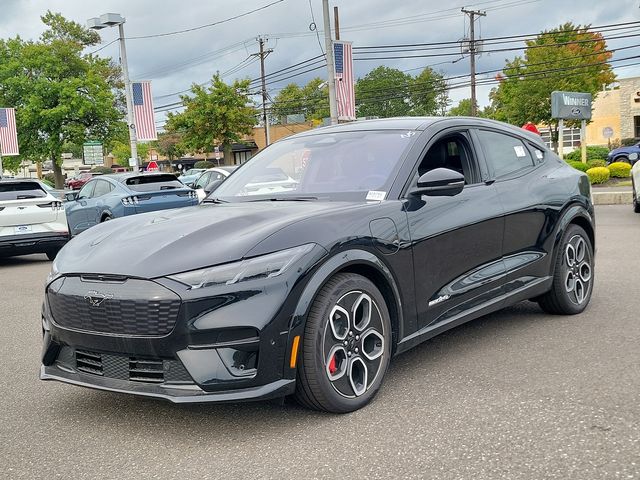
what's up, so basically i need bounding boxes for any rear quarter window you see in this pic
[125,175,184,192]
[0,182,47,201]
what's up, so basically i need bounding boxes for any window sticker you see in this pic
[535,149,544,160]
[366,190,387,201]
[513,145,527,157]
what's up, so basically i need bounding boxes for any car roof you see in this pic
[0,178,44,184]
[102,172,178,184]
[279,116,547,147]
[205,167,236,174]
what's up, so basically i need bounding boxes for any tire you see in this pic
[101,215,112,222]
[46,249,59,261]
[614,155,630,164]
[294,273,392,413]
[538,224,594,315]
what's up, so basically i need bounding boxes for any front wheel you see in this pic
[538,224,594,315]
[295,273,392,413]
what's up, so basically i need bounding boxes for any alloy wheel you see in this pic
[323,291,385,398]
[563,234,592,305]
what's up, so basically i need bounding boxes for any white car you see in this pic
[632,153,640,213]
[0,179,68,260]
[192,166,237,201]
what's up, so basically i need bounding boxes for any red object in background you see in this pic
[146,161,159,172]
[522,122,541,135]
[65,172,99,190]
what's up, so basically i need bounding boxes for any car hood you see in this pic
[56,201,367,278]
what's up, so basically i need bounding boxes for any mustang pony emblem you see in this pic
[84,290,113,307]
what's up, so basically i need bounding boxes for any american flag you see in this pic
[333,41,356,121]
[132,81,158,141]
[0,108,19,156]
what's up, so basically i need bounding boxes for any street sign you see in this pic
[602,127,614,139]
[147,161,159,172]
[83,141,104,166]
[214,146,221,161]
[551,91,592,120]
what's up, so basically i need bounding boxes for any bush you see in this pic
[586,166,610,185]
[621,137,638,147]
[565,146,610,163]
[587,159,607,168]
[41,178,55,187]
[568,161,589,172]
[608,161,632,178]
[194,160,215,169]
[43,173,56,184]
[90,166,114,174]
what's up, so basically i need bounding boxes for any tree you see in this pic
[448,98,494,117]
[355,66,449,118]
[165,74,257,161]
[0,12,124,186]
[111,141,150,165]
[154,132,186,160]
[270,77,329,123]
[488,23,615,151]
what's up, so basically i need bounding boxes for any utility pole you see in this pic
[323,0,338,124]
[117,23,138,170]
[334,6,340,40]
[461,8,486,116]
[254,37,273,147]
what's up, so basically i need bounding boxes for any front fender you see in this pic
[283,248,405,379]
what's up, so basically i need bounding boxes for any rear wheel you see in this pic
[295,273,391,413]
[538,224,594,315]
[101,214,112,222]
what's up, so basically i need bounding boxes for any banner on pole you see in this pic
[0,108,19,156]
[132,81,158,141]
[333,41,356,121]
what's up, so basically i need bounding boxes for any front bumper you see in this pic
[40,364,295,404]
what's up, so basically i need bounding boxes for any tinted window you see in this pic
[125,174,183,192]
[77,181,95,199]
[477,130,535,178]
[92,180,113,198]
[0,182,47,201]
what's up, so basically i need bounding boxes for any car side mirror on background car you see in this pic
[412,168,465,197]
[64,192,78,202]
[204,179,224,195]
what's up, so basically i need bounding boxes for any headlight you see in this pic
[169,243,315,289]
[46,258,60,284]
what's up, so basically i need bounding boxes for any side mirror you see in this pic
[64,191,78,202]
[413,168,465,197]
[204,179,224,195]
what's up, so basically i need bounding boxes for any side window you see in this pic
[476,130,535,178]
[416,133,478,185]
[195,172,211,189]
[92,180,112,198]
[530,144,545,163]
[77,181,95,199]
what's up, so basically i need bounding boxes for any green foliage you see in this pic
[565,146,610,163]
[110,142,150,165]
[43,173,56,185]
[271,78,329,122]
[0,12,124,186]
[448,98,494,117]
[608,161,632,178]
[587,159,607,168]
[165,74,257,161]
[355,66,449,118]
[567,161,589,172]
[154,132,186,160]
[586,166,610,184]
[194,160,215,169]
[90,166,114,174]
[488,23,615,143]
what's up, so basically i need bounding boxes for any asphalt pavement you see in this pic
[0,205,638,479]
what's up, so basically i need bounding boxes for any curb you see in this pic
[592,191,633,205]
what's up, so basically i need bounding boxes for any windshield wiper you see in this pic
[202,197,228,204]
[245,196,318,202]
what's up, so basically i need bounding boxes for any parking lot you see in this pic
[0,204,638,479]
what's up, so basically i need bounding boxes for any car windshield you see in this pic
[125,174,184,192]
[213,130,416,202]
[183,169,202,176]
[0,182,47,201]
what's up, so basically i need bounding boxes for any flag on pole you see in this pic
[0,108,19,156]
[132,81,158,141]
[333,41,356,121]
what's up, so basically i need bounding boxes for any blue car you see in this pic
[65,173,198,236]
[606,143,640,165]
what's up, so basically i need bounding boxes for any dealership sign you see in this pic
[551,91,592,120]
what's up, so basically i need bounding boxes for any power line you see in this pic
[126,0,286,40]
[87,38,119,55]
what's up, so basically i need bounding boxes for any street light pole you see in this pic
[117,22,138,171]
[322,0,338,125]
[88,14,138,171]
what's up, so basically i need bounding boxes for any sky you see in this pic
[0,0,638,127]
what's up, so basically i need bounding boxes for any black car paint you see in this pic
[41,117,595,403]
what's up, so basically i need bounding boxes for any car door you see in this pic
[65,181,95,235]
[86,179,114,228]
[473,128,552,297]
[404,128,506,332]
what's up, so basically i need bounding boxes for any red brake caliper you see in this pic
[328,354,337,375]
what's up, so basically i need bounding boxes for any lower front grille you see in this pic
[57,347,193,384]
